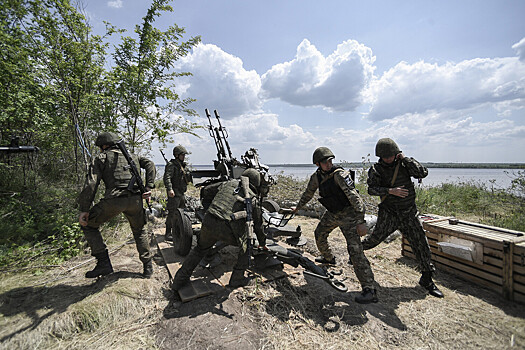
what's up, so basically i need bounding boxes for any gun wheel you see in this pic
[172,208,193,256]
[262,198,280,213]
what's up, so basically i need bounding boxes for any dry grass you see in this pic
[1,188,524,349]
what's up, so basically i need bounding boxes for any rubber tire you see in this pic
[262,198,280,213]
[172,208,193,256]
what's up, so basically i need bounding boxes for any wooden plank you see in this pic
[404,250,503,293]
[514,273,525,285]
[515,292,525,304]
[423,225,504,249]
[405,237,508,269]
[177,279,215,303]
[425,220,521,242]
[404,242,503,278]
[502,241,514,300]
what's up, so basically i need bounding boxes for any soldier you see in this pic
[163,145,192,241]
[292,147,378,303]
[78,132,156,278]
[363,138,443,298]
[171,168,266,291]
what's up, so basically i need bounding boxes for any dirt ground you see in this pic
[1,215,525,349]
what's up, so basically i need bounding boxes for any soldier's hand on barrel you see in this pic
[168,189,175,198]
[79,212,89,226]
[357,223,368,237]
[142,191,152,200]
[291,206,298,214]
[396,152,405,160]
[389,186,408,198]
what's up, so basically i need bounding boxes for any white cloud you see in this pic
[366,57,525,121]
[107,0,123,9]
[226,113,316,147]
[512,37,525,61]
[174,43,262,118]
[260,39,376,112]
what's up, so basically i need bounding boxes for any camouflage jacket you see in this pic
[78,147,156,212]
[163,158,192,197]
[297,167,366,224]
[367,157,427,210]
[207,179,265,248]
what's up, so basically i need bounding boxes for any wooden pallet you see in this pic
[154,229,303,302]
[401,216,525,303]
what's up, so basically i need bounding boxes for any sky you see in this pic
[84,0,525,165]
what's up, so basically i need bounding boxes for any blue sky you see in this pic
[85,0,525,165]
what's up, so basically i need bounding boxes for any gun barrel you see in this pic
[214,110,233,159]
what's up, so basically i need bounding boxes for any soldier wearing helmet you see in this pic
[364,138,443,298]
[163,145,193,241]
[78,132,156,279]
[292,147,378,304]
[171,168,266,291]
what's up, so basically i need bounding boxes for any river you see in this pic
[160,164,520,191]
[268,165,519,190]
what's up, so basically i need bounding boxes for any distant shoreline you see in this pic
[157,163,525,169]
[268,163,525,169]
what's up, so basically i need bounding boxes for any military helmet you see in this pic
[312,147,335,164]
[173,145,189,157]
[95,132,120,147]
[375,138,401,158]
[242,168,261,190]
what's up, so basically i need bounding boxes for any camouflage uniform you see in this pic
[163,157,192,237]
[296,166,375,290]
[172,178,265,289]
[363,156,435,273]
[78,146,156,263]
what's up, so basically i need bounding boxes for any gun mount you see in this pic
[168,109,348,297]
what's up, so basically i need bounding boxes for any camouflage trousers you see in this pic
[165,195,186,236]
[362,205,435,273]
[82,194,151,263]
[173,213,249,286]
[315,206,375,289]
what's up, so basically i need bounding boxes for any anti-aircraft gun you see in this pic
[169,109,347,294]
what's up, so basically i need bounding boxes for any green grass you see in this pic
[416,180,524,231]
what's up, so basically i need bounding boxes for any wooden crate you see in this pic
[401,216,525,303]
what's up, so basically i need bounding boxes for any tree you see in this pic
[106,0,201,153]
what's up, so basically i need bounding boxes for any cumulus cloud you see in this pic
[174,43,262,118]
[107,0,123,9]
[225,113,316,146]
[366,57,525,121]
[512,37,525,61]
[261,39,376,112]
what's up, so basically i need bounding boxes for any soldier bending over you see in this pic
[171,168,266,291]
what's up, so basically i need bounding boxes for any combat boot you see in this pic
[314,256,336,265]
[165,226,173,242]
[419,272,444,298]
[143,260,153,278]
[355,287,378,304]
[228,269,251,288]
[85,250,113,278]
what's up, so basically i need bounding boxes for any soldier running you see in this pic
[363,138,443,298]
[292,147,378,303]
